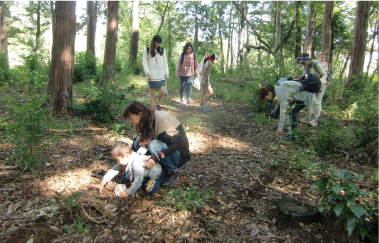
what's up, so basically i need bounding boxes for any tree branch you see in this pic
[156,1,170,35]
[273,9,299,53]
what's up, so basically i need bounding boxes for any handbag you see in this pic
[193,76,200,90]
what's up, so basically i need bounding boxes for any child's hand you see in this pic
[88,184,103,194]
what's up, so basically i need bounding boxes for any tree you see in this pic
[86,1,97,56]
[233,1,298,58]
[129,0,139,69]
[321,1,334,67]
[47,2,76,115]
[33,1,41,55]
[156,1,169,35]
[303,2,315,55]
[0,1,9,65]
[345,1,370,89]
[238,1,245,62]
[98,1,118,86]
[193,2,199,53]
[217,2,224,73]
[294,1,302,58]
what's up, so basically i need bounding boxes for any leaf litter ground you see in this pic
[0,90,377,243]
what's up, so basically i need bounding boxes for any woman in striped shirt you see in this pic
[175,43,198,107]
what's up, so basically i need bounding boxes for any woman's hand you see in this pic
[277,130,284,136]
[118,191,129,198]
[166,76,169,82]
[147,74,152,81]
[294,75,302,79]
[176,74,178,78]
[326,82,330,85]
[88,184,104,194]
[142,158,157,168]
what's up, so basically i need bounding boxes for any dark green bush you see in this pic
[76,80,126,123]
[73,52,97,83]
[0,53,11,84]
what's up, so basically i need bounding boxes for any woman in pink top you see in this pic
[175,43,198,107]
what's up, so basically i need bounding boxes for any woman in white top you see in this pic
[142,35,169,111]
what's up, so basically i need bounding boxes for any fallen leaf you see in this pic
[249,223,259,238]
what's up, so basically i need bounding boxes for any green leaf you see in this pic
[346,215,357,236]
[359,227,367,240]
[329,169,345,180]
[332,185,343,194]
[346,195,356,206]
[358,190,369,196]
[26,239,34,243]
[334,202,345,217]
[349,205,365,218]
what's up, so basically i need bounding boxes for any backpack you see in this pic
[146,46,164,57]
[197,54,207,74]
[298,74,321,93]
[180,52,197,72]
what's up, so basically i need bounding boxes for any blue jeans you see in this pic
[179,75,193,102]
[134,139,181,174]
[290,100,305,131]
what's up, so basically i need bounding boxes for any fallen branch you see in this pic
[254,235,291,239]
[242,165,275,190]
[0,166,18,170]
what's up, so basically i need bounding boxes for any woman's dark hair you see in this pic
[204,54,218,64]
[259,85,275,103]
[181,43,194,64]
[122,101,152,141]
[149,35,163,57]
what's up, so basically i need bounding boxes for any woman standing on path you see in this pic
[176,43,198,107]
[142,35,169,111]
[294,53,327,126]
[198,54,218,112]
[123,101,191,187]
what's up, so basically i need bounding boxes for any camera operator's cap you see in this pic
[295,53,312,63]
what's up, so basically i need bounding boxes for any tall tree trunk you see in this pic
[303,1,315,55]
[345,1,370,88]
[0,1,9,65]
[321,1,333,66]
[217,2,224,73]
[258,3,264,68]
[376,10,379,84]
[86,1,97,56]
[50,1,55,40]
[366,21,378,75]
[339,51,351,79]
[238,1,245,62]
[294,1,301,59]
[193,3,199,53]
[274,1,283,68]
[168,18,171,59]
[47,2,76,115]
[225,4,232,72]
[230,18,234,69]
[98,1,118,86]
[34,1,41,56]
[129,0,139,69]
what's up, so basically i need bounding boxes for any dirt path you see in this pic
[0,95,375,243]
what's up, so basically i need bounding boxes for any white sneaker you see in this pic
[180,100,187,106]
[309,120,318,127]
[186,103,191,108]
[300,117,309,123]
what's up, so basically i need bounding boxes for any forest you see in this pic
[0,1,378,242]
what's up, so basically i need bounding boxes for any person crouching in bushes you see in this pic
[259,75,320,141]
[198,54,218,112]
[89,141,164,197]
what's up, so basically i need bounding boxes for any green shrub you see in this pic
[311,116,341,156]
[157,187,214,212]
[5,94,50,172]
[310,165,378,242]
[0,53,11,84]
[73,52,97,83]
[76,80,126,123]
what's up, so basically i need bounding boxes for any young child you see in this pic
[317,53,330,85]
[198,53,218,112]
[89,141,164,197]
